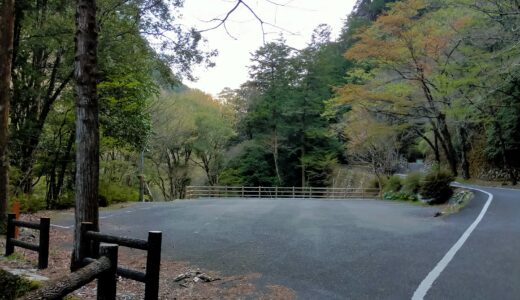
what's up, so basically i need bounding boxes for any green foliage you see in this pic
[367,176,386,189]
[383,191,418,201]
[99,181,139,205]
[402,172,423,194]
[0,269,40,299]
[224,142,278,187]
[383,175,402,193]
[420,168,455,204]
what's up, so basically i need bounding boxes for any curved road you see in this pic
[53,184,520,299]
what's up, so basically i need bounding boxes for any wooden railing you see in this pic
[5,214,50,269]
[80,223,162,300]
[186,186,380,199]
[22,243,119,300]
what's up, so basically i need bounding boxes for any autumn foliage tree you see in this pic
[334,0,479,176]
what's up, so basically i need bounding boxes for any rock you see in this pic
[197,273,221,282]
[193,277,201,283]
[179,283,189,288]
[433,211,443,217]
[198,274,212,282]
[174,274,189,282]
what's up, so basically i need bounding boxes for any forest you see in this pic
[0,0,519,213]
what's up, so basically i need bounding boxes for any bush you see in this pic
[17,195,46,213]
[99,181,139,205]
[383,191,418,201]
[420,169,455,204]
[383,175,402,193]
[402,172,422,194]
[0,269,40,299]
[367,176,386,189]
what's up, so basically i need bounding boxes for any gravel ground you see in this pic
[0,211,295,299]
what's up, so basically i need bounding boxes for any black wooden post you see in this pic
[97,243,118,300]
[5,213,15,256]
[38,217,50,269]
[76,222,95,269]
[144,231,162,300]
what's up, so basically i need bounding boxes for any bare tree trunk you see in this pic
[0,0,15,231]
[458,125,471,180]
[437,114,458,176]
[493,120,517,185]
[72,0,99,267]
[272,127,282,185]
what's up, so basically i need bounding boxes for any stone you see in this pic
[174,273,189,282]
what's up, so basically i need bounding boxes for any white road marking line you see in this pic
[100,214,114,219]
[412,186,493,300]
[51,224,72,229]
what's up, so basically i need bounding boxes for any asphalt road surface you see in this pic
[53,185,520,299]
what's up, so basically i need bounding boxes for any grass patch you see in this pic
[0,269,41,299]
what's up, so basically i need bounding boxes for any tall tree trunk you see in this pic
[437,114,458,176]
[458,125,471,180]
[72,0,99,267]
[272,127,281,185]
[0,0,16,231]
[493,120,517,185]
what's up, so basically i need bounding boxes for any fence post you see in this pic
[5,214,15,256]
[38,218,50,269]
[145,231,162,300]
[292,186,295,198]
[258,186,261,198]
[98,243,118,300]
[78,222,96,266]
[275,186,278,199]
[241,186,244,198]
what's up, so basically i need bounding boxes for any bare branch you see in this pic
[196,0,297,43]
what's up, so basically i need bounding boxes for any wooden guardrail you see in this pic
[186,186,380,199]
[21,243,119,300]
[80,223,162,300]
[5,214,50,269]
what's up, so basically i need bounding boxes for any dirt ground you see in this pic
[0,211,295,300]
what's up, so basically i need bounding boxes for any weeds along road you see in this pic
[53,185,520,299]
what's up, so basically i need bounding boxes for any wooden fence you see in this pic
[186,186,380,199]
[80,223,162,300]
[5,214,50,269]
[22,243,119,300]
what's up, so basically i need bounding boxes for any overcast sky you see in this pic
[179,0,357,96]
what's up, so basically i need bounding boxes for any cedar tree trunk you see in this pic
[0,0,15,231]
[72,0,99,266]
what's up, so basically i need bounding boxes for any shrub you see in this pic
[420,169,455,204]
[367,176,387,189]
[402,172,422,194]
[0,269,40,299]
[99,181,139,205]
[17,194,46,213]
[383,175,402,193]
[383,191,418,201]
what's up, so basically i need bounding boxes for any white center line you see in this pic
[412,186,493,300]
[51,224,72,229]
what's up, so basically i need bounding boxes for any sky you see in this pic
[179,0,357,96]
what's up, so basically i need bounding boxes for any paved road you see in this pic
[53,185,520,299]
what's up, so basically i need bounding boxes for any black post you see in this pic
[144,231,162,300]
[97,243,118,300]
[74,222,95,270]
[5,213,15,256]
[38,217,50,269]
